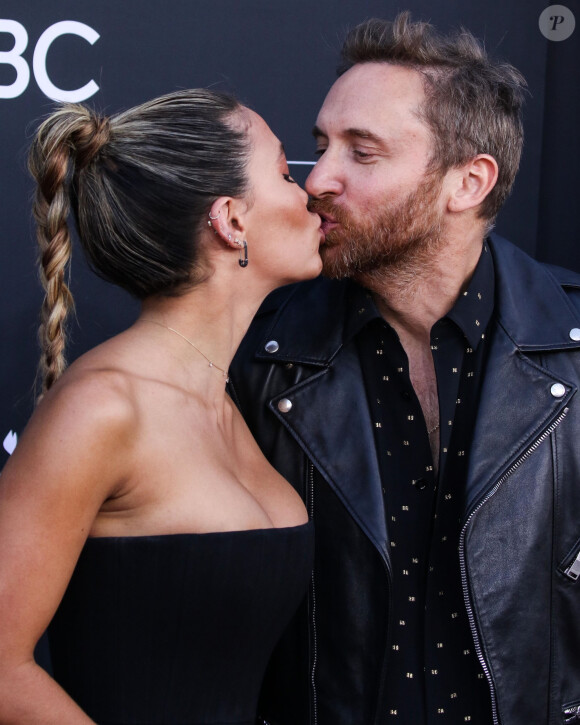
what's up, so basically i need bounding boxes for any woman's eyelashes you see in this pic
[283,173,297,183]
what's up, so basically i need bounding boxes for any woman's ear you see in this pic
[447,154,499,213]
[207,197,247,249]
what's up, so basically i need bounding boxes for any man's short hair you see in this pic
[339,13,527,221]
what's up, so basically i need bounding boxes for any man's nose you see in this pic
[305,153,343,198]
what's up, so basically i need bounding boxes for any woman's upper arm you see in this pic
[0,373,136,661]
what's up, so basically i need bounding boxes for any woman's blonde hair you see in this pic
[28,89,250,394]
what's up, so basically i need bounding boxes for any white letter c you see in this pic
[33,20,100,102]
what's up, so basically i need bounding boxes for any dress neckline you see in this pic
[86,519,313,542]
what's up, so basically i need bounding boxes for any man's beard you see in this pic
[308,172,445,283]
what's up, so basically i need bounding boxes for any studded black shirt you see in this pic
[355,243,495,723]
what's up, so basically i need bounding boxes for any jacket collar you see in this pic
[257,234,580,365]
[255,277,372,366]
[487,234,580,350]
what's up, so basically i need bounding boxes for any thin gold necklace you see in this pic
[141,319,229,382]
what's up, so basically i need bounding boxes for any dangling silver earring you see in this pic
[238,240,248,268]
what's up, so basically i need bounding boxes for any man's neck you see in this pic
[358,226,487,469]
[358,229,486,342]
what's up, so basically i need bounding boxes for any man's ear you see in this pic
[447,155,499,213]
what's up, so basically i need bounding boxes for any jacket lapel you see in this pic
[270,346,388,562]
[464,235,580,514]
[256,279,389,562]
[464,323,574,515]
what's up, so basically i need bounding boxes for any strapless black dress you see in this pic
[48,522,313,725]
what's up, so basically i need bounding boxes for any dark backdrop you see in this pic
[1,0,578,469]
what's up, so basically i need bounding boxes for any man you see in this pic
[231,13,580,725]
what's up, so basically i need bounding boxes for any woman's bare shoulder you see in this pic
[3,361,144,493]
[40,360,139,428]
[42,328,162,422]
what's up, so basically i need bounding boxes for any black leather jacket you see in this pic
[232,235,580,725]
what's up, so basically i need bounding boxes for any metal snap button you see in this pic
[265,340,279,353]
[277,398,292,413]
[570,328,580,342]
[550,383,566,398]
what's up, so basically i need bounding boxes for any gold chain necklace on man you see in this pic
[141,319,229,382]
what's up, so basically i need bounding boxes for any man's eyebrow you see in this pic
[312,125,386,146]
[344,128,384,144]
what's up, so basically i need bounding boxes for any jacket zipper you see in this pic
[458,407,569,725]
[564,701,580,723]
[563,550,580,581]
[308,462,318,725]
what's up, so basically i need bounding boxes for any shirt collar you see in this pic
[445,241,495,350]
[343,283,382,341]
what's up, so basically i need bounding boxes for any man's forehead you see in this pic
[329,65,422,109]
[316,63,425,128]
[315,70,427,145]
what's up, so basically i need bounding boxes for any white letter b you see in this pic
[0,19,30,99]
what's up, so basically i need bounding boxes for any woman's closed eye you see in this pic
[283,173,297,183]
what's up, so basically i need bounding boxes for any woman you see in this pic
[0,90,323,724]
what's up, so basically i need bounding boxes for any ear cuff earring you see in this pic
[207,210,221,229]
